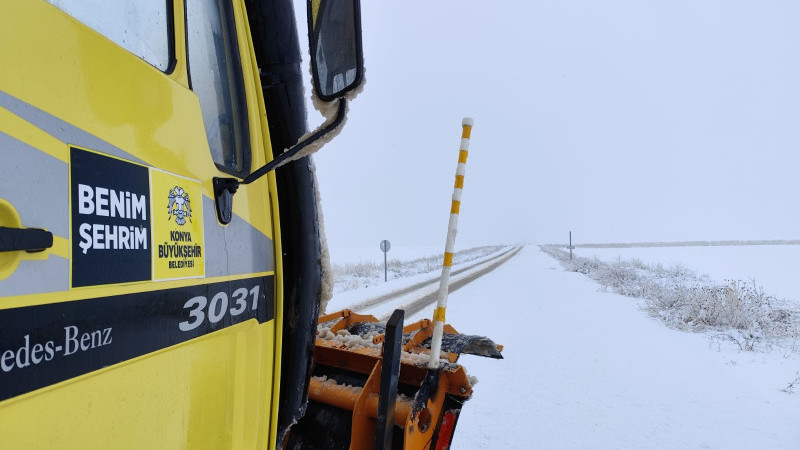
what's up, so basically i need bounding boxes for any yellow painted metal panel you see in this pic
[0,1,273,238]
[231,2,284,447]
[0,320,275,449]
[0,106,68,163]
[0,1,282,448]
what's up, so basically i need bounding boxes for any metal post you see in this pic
[380,240,391,282]
[375,309,404,450]
[568,231,575,260]
[429,118,473,369]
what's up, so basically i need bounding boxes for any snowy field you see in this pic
[329,244,800,449]
[573,245,800,307]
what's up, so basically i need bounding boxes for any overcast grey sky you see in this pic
[295,1,800,249]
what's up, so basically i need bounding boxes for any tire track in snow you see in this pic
[344,246,520,312]
[387,246,522,320]
[340,245,523,320]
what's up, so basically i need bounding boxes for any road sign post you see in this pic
[380,240,391,282]
[568,231,575,260]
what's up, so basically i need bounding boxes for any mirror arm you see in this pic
[243,97,346,186]
[213,98,347,224]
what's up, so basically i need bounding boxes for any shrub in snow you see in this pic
[540,245,799,352]
[782,373,800,394]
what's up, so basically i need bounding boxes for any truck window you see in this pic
[45,0,171,72]
[186,0,250,176]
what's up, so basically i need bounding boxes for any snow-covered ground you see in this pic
[573,245,800,307]
[330,244,799,449]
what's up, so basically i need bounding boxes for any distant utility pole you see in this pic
[380,240,391,281]
[568,231,575,260]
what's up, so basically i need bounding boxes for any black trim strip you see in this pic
[164,0,178,75]
[242,0,319,443]
[184,0,192,91]
[0,275,274,402]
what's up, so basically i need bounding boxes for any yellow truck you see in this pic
[0,1,500,448]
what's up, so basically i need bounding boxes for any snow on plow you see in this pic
[285,309,502,450]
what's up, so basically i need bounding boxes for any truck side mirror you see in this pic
[308,0,364,101]
[213,0,363,225]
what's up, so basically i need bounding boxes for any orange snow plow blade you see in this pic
[284,309,502,450]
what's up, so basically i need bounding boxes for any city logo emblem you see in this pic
[167,186,192,226]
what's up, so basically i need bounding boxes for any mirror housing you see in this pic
[308,0,364,101]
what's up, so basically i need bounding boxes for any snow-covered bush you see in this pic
[331,261,382,291]
[540,245,799,351]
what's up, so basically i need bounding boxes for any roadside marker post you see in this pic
[380,240,391,282]
[428,118,473,369]
[569,231,575,260]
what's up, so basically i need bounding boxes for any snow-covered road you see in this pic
[441,246,798,449]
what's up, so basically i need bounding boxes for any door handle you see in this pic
[0,226,54,253]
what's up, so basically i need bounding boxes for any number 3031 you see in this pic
[179,285,261,331]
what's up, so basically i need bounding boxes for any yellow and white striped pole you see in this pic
[428,117,473,369]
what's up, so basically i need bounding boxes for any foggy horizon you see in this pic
[292,1,800,250]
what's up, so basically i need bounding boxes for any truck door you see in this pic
[0,1,280,448]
